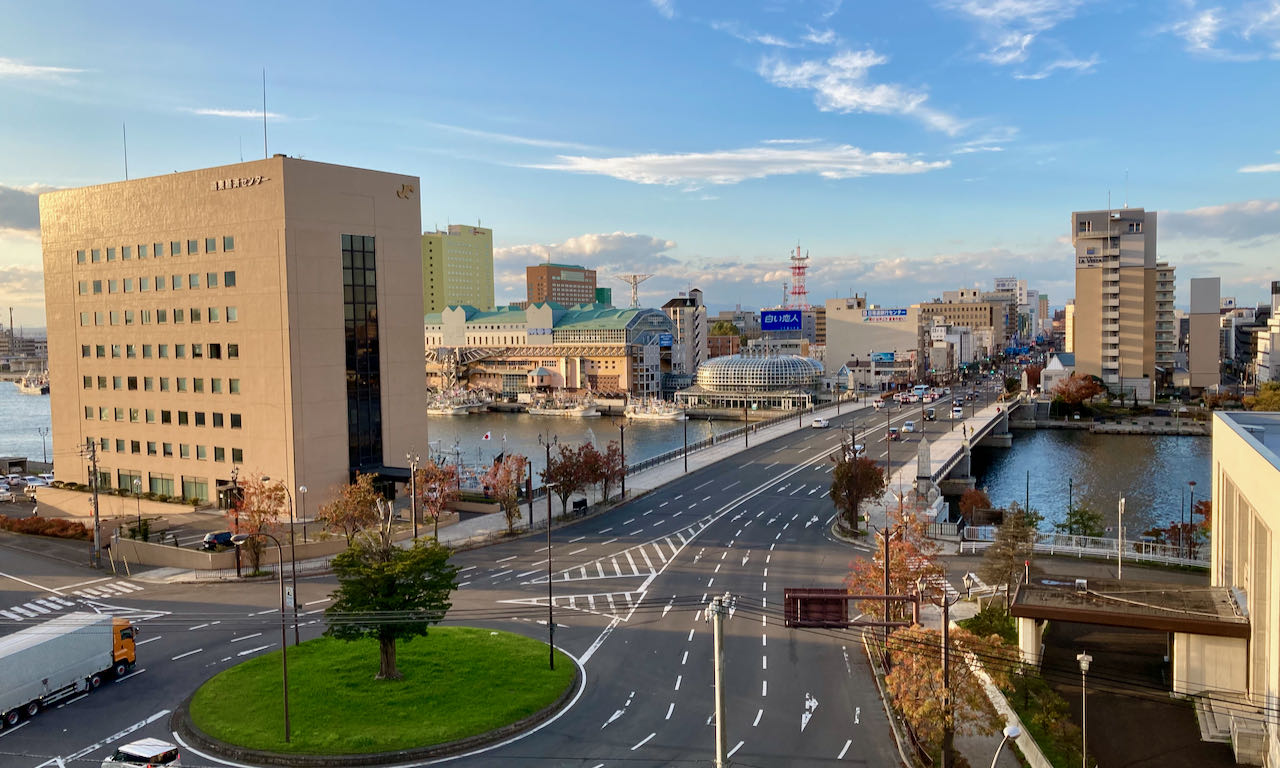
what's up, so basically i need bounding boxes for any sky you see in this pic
[2,0,1279,332]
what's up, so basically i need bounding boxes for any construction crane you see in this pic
[615,274,654,308]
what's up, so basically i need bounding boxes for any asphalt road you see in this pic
[0,390,985,768]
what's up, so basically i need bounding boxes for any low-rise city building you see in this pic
[422,224,494,313]
[675,352,823,411]
[526,262,598,306]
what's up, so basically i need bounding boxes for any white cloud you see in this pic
[711,20,801,47]
[651,0,674,19]
[423,122,601,152]
[1167,2,1280,59]
[760,138,822,144]
[533,143,949,186]
[0,57,83,80]
[1013,54,1100,79]
[939,0,1093,74]
[759,50,965,134]
[184,108,287,120]
[1240,162,1280,173]
[1162,199,1280,242]
[803,26,839,45]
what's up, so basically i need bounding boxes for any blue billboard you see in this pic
[871,352,896,363]
[658,333,675,346]
[761,310,802,332]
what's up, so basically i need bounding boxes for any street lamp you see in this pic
[230,466,241,578]
[1186,480,1197,560]
[990,724,1022,768]
[406,452,421,539]
[298,485,308,543]
[36,427,49,465]
[917,573,963,768]
[230,532,291,743]
[132,479,142,533]
[261,476,300,647]
[545,481,557,671]
[682,407,689,473]
[1077,651,1092,768]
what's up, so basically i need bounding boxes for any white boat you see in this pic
[426,389,490,416]
[15,369,49,395]
[527,394,600,417]
[625,398,686,421]
[427,402,472,415]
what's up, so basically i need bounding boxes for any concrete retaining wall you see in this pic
[34,485,208,522]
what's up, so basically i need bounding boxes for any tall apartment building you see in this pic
[422,224,494,313]
[662,288,708,374]
[39,157,427,504]
[1155,262,1176,388]
[1064,300,1075,353]
[1256,282,1280,383]
[1071,207,1158,401]
[1189,278,1221,390]
[526,263,597,305]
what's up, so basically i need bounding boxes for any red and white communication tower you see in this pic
[787,245,810,310]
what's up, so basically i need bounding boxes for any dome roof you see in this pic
[695,354,824,392]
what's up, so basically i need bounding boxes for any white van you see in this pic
[812,417,830,429]
[952,406,964,419]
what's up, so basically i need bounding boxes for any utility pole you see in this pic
[407,453,420,539]
[743,404,749,448]
[917,575,961,768]
[707,592,731,768]
[85,438,101,568]
[1117,496,1125,580]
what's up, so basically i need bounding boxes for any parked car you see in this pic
[102,738,181,767]
[38,473,54,483]
[853,443,866,457]
[200,531,233,551]
[5,474,23,486]
[873,400,885,412]
[0,487,14,503]
[23,476,47,487]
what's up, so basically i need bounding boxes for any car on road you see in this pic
[0,487,14,503]
[952,406,964,418]
[903,420,916,433]
[102,738,181,767]
[924,408,936,421]
[873,400,885,411]
[200,531,233,551]
[886,426,900,440]
[812,417,830,429]
[853,443,866,457]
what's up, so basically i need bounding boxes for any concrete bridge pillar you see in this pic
[937,438,976,496]
[1017,616,1045,666]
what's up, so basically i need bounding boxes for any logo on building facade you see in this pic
[1076,254,1105,267]
[396,183,416,199]
[211,176,268,191]
[862,308,908,323]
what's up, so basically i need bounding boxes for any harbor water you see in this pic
[970,428,1212,536]
[0,382,54,464]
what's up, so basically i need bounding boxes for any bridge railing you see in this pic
[962,526,1209,568]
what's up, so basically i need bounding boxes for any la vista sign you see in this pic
[211,176,268,191]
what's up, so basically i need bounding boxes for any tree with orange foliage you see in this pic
[1050,373,1104,406]
[485,454,529,533]
[957,488,992,524]
[543,443,589,515]
[845,506,942,626]
[415,460,459,540]
[317,472,383,545]
[227,474,288,574]
[885,624,1016,765]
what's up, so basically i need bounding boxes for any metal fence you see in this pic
[961,526,1209,568]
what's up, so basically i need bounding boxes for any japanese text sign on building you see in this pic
[761,311,802,331]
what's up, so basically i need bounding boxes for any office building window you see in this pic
[143,344,153,359]
[160,377,170,392]
[109,311,120,325]
[205,238,216,253]
[138,244,148,258]
[149,474,173,495]
[180,444,190,459]
[78,280,88,295]
[92,249,101,263]
[188,239,198,255]
[140,277,150,291]
[196,445,208,460]
[126,344,136,358]
[122,245,132,260]
[214,447,225,462]
[193,378,204,393]
[171,241,181,256]
[112,375,122,390]
[161,410,172,424]
[175,344,186,359]
[131,441,141,455]
[80,312,89,326]
[92,280,102,294]
[82,375,91,389]
[146,441,157,456]
[109,279,119,294]
[208,307,220,323]
[97,375,106,389]
[192,343,203,359]
[206,272,218,288]
[81,344,90,357]
[174,309,184,323]
[77,249,86,264]
[125,310,135,326]
[107,247,116,261]
[190,307,202,323]
[211,378,222,393]
[111,344,121,358]
[226,307,238,322]
[224,270,236,287]
[129,407,139,422]
[343,233,382,472]
[177,378,188,392]
[227,344,239,359]
[154,243,164,258]
[127,376,138,391]
[213,412,224,428]
[189,273,199,289]
[209,343,221,359]
[157,309,167,324]
[195,412,206,427]
[124,278,133,293]
[156,275,166,291]
[229,378,240,394]
[231,448,243,463]
[222,236,234,252]
[84,406,92,419]
[163,443,174,458]
[230,413,242,429]
[146,409,155,423]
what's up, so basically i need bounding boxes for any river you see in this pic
[970,428,1211,536]
[0,382,53,465]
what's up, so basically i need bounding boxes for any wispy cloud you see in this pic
[759,50,965,134]
[1013,54,1100,79]
[533,143,949,186]
[1240,162,1280,173]
[939,0,1093,74]
[184,108,287,120]
[1162,199,1280,242]
[1167,2,1280,59]
[803,26,840,45]
[0,183,54,234]
[711,20,800,47]
[0,56,84,80]
[761,138,822,145]
[651,0,674,19]
[423,122,602,152]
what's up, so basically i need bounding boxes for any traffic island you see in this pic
[173,627,580,766]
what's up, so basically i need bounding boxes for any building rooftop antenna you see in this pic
[615,274,654,308]
[787,245,810,310]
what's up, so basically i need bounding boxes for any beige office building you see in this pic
[526,263,598,305]
[422,224,494,313]
[1064,300,1075,353]
[1189,277,1222,390]
[40,157,427,505]
[1072,207,1158,401]
[823,296,924,375]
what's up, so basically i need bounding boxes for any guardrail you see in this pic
[962,526,1208,568]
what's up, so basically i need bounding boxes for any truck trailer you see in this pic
[0,612,137,728]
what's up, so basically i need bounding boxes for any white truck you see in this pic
[1,612,138,728]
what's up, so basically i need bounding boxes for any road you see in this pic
[0,390,986,767]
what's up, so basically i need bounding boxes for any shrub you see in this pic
[957,603,1017,645]
[0,516,91,540]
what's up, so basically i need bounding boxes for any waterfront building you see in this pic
[1190,277,1222,391]
[424,302,673,398]
[662,288,708,374]
[823,295,924,376]
[1256,282,1280,383]
[1156,262,1176,391]
[526,262,598,306]
[1040,352,1074,393]
[1071,207,1158,401]
[1209,411,1280,764]
[40,157,427,502]
[422,224,494,314]
[675,352,823,411]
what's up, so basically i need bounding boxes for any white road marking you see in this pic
[0,571,63,595]
[762,680,768,696]
[41,709,168,765]
[674,674,682,690]
[631,732,656,751]
[753,708,763,726]
[568,547,588,556]
[172,648,203,660]
[681,650,688,665]
[762,656,767,670]
[666,702,675,719]
[723,481,740,491]
[728,740,744,757]
[230,632,263,643]
[496,555,518,563]
[135,636,161,646]
[237,644,274,656]
[304,598,331,606]
[838,739,852,759]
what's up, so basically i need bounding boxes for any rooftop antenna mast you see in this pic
[616,274,654,308]
[262,68,268,159]
[788,244,810,310]
[122,123,129,180]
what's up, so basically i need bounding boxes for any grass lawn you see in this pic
[189,627,575,754]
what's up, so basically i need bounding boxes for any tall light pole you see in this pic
[230,466,241,578]
[261,476,299,647]
[918,574,962,768]
[1117,496,1126,580]
[132,479,142,533]
[406,453,420,539]
[546,481,556,671]
[36,427,49,465]
[1187,480,1197,559]
[1077,651,1092,768]
[298,485,308,543]
[682,407,689,473]
[611,418,626,501]
[231,532,290,742]
[990,725,1021,768]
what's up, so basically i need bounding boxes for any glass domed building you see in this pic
[676,353,824,410]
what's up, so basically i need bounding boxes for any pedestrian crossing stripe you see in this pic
[499,589,648,623]
[524,519,714,584]
[1,580,146,622]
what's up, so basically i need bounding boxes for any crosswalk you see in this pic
[1,580,144,623]
[500,589,646,622]
[528,519,713,584]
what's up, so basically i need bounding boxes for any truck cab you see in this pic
[113,618,137,674]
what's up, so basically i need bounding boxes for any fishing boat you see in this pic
[624,397,686,421]
[15,369,49,395]
[527,393,600,417]
[426,389,489,416]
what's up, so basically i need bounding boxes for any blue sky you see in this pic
[2,0,1279,330]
